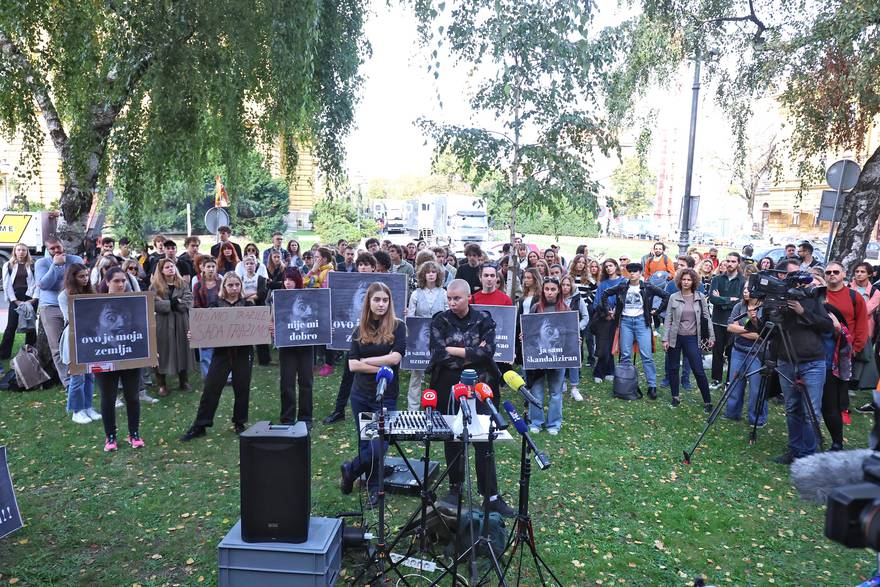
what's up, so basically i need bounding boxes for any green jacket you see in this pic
[709,273,744,319]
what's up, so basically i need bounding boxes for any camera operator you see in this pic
[761,259,835,465]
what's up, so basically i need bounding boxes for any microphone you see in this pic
[421,388,438,434]
[790,449,875,504]
[453,383,472,423]
[474,382,508,430]
[502,370,542,408]
[502,400,550,470]
[375,366,394,403]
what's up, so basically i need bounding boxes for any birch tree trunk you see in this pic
[829,145,880,268]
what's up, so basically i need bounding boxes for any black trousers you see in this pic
[711,323,730,382]
[194,346,253,428]
[822,371,848,446]
[429,366,499,497]
[256,344,272,365]
[592,318,616,379]
[0,289,36,359]
[279,346,314,424]
[97,368,141,438]
[331,356,355,414]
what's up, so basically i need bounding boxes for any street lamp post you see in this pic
[678,54,702,256]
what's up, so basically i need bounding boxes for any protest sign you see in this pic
[189,306,271,348]
[328,272,407,350]
[472,304,516,363]
[68,292,158,374]
[0,446,23,539]
[521,311,581,370]
[402,317,432,369]
[272,288,331,347]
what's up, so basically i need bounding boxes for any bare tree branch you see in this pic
[705,0,767,43]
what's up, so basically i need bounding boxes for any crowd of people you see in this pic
[7,228,880,505]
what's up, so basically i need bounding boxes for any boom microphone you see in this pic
[421,388,438,434]
[502,370,541,408]
[474,382,508,430]
[790,449,875,504]
[502,400,550,470]
[375,366,394,403]
[453,383,472,423]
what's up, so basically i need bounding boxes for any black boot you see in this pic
[647,386,657,400]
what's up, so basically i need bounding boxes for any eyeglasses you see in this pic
[825,269,841,275]
[619,257,629,262]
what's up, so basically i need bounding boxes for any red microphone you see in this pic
[453,383,472,422]
[474,382,508,430]
[421,388,438,433]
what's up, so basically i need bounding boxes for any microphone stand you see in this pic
[376,402,389,583]
[497,391,562,586]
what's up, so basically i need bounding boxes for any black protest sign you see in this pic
[328,272,407,351]
[272,288,331,347]
[68,292,158,374]
[520,311,581,370]
[402,317,432,369]
[473,304,516,363]
[0,446,23,539]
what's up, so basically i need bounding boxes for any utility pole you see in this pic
[678,54,702,256]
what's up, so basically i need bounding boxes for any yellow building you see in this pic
[0,116,64,208]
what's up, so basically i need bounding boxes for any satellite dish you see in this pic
[204,207,231,234]
[826,159,861,192]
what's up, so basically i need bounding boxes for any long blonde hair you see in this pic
[218,272,243,303]
[10,243,31,268]
[150,258,185,297]
[356,282,399,345]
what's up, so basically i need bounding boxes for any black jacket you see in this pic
[427,307,496,376]
[759,294,834,363]
[599,280,669,328]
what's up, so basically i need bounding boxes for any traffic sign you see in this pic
[204,207,231,234]
[826,159,861,192]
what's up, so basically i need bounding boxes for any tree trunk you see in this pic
[829,145,880,267]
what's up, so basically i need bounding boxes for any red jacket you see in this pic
[826,287,869,353]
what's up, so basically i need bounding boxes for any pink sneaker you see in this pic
[318,364,334,377]
[104,436,118,452]
[127,433,145,449]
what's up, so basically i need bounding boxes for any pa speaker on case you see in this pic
[239,421,310,543]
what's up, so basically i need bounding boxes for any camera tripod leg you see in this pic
[749,372,771,445]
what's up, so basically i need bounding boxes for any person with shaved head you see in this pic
[426,279,515,518]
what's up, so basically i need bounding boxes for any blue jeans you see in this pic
[667,335,711,403]
[618,315,657,386]
[663,351,691,386]
[725,346,768,425]
[66,373,95,413]
[777,359,825,457]
[565,366,580,386]
[350,387,398,492]
[199,348,214,378]
[529,369,564,430]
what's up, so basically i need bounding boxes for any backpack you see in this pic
[11,344,50,390]
[612,361,642,400]
[0,369,20,392]
[648,271,670,309]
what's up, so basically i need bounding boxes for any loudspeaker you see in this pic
[239,421,310,543]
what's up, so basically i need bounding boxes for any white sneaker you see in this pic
[571,387,583,402]
[139,389,159,404]
[604,375,615,382]
[85,408,102,421]
[561,381,567,392]
[593,377,602,384]
[529,426,541,434]
[72,410,91,424]
[547,428,559,436]
[115,397,124,409]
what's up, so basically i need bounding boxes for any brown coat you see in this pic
[152,282,194,374]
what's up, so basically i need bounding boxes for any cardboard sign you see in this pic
[402,317,432,370]
[271,289,331,347]
[521,311,581,370]
[472,304,516,363]
[68,292,158,375]
[328,272,407,351]
[189,306,271,348]
[0,446,23,539]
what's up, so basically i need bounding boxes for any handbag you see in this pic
[698,294,712,353]
[11,344,50,390]
[612,361,642,400]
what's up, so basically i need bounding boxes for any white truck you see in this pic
[405,195,439,241]
[434,194,489,251]
[0,211,56,262]
[383,200,406,234]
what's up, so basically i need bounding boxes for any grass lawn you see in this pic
[0,344,875,586]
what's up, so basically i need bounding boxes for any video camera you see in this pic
[747,270,815,322]
[826,454,880,551]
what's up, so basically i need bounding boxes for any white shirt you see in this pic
[241,273,260,296]
[622,285,643,317]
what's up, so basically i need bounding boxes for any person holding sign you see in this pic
[58,264,99,425]
[525,277,572,434]
[339,282,406,508]
[560,275,590,402]
[95,267,145,452]
[150,258,193,397]
[192,256,220,378]
[180,272,255,441]
[269,267,315,427]
[405,260,447,410]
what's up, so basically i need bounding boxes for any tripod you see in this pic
[496,396,560,586]
[683,319,824,464]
